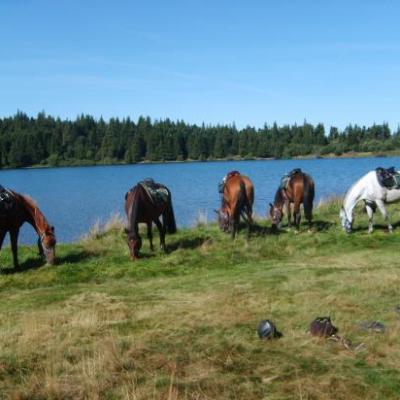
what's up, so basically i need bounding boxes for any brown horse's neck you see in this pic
[274,188,285,208]
[17,194,51,236]
[128,187,141,238]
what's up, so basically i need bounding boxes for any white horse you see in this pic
[340,170,400,233]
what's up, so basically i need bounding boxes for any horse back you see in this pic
[223,175,254,213]
[287,173,314,204]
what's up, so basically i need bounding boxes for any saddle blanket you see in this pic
[279,168,302,190]
[139,179,169,206]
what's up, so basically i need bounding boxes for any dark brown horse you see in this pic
[0,190,56,269]
[124,181,177,260]
[269,170,315,231]
[217,172,254,238]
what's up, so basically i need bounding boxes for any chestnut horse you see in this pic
[217,173,254,238]
[0,190,56,269]
[269,170,315,231]
[124,181,176,260]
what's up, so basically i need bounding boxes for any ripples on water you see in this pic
[0,157,399,243]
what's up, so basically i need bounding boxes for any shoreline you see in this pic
[1,150,399,172]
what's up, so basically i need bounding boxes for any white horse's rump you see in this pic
[340,170,400,233]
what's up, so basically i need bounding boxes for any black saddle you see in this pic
[139,179,169,206]
[0,186,15,215]
[376,167,398,189]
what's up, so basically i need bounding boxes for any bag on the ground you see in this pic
[309,316,338,337]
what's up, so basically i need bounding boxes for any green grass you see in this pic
[1,200,400,399]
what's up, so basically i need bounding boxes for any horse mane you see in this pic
[18,193,51,230]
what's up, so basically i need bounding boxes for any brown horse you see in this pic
[217,172,254,238]
[269,170,315,231]
[0,190,56,269]
[124,180,177,260]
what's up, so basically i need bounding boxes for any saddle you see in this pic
[138,178,169,206]
[0,186,15,216]
[376,167,400,189]
[279,168,302,190]
[218,170,241,193]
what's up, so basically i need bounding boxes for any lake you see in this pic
[1,157,399,244]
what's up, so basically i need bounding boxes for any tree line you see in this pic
[0,111,399,168]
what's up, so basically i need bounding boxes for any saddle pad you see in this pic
[139,181,169,206]
[279,168,302,190]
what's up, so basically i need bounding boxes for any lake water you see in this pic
[1,157,399,244]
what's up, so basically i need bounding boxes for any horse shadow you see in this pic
[0,257,44,274]
[0,250,94,274]
[167,236,211,252]
[352,220,400,233]
[249,223,275,236]
[312,220,334,232]
[56,250,94,264]
[249,219,333,236]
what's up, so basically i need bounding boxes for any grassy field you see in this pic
[1,200,400,399]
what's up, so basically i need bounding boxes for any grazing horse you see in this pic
[340,169,400,233]
[269,170,315,231]
[217,173,254,238]
[124,180,177,260]
[0,189,56,269]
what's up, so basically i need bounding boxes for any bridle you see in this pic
[39,230,55,256]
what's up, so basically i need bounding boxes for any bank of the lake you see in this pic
[9,149,400,170]
[2,156,400,245]
[0,199,400,399]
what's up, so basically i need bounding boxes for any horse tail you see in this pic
[235,181,248,220]
[162,190,177,234]
[303,174,315,222]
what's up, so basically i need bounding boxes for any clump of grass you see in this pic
[82,213,125,241]
[194,209,209,227]
[317,195,343,214]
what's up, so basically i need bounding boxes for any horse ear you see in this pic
[214,209,219,214]
[51,226,55,232]
[269,203,274,209]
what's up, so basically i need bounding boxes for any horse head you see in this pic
[339,207,352,233]
[126,229,142,260]
[269,202,283,229]
[38,226,56,265]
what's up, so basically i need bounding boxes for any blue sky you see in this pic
[1,1,400,129]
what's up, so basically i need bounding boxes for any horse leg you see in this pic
[9,228,20,269]
[294,202,301,231]
[231,207,241,239]
[154,218,166,252]
[147,222,154,251]
[246,209,252,238]
[286,200,292,227]
[375,200,393,232]
[0,229,6,250]
[304,202,313,230]
[366,204,375,234]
